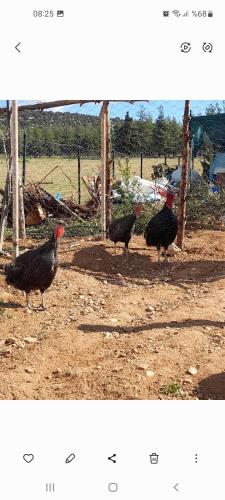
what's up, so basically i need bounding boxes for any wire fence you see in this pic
[20,136,184,201]
[0,133,194,212]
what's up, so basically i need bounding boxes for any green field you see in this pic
[0,155,203,203]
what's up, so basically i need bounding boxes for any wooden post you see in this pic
[0,102,12,252]
[100,101,111,239]
[177,100,190,249]
[11,101,20,257]
[112,149,115,179]
[19,175,26,239]
[77,146,81,204]
[188,138,193,189]
[140,152,143,178]
[20,127,26,239]
[22,131,26,185]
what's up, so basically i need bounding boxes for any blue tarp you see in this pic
[190,114,225,155]
[209,152,225,180]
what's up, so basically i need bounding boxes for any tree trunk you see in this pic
[177,100,190,249]
[101,101,111,239]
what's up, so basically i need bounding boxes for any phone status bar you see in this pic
[32,9,65,18]
[163,10,214,18]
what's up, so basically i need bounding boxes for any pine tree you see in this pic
[114,112,140,155]
[152,106,167,156]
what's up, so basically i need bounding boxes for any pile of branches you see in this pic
[0,183,99,226]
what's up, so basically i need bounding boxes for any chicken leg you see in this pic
[25,292,33,310]
[157,248,161,264]
[124,245,129,257]
[36,292,47,311]
[25,291,46,311]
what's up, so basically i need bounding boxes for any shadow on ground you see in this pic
[197,372,225,400]
[60,244,225,287]
[0,301,22,309]
[78,318,225,334]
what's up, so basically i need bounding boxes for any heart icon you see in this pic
[23,454,34,463]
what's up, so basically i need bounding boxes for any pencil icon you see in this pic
[65,453,75,464]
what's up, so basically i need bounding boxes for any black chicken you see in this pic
[108,205,142,255]
[144,188,178,263]
[3,221,65,310]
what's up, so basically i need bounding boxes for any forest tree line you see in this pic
[0,102,222,158]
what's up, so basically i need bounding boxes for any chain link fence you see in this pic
[18,132,184,203]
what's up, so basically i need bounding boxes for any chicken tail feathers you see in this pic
[4,263,23,284]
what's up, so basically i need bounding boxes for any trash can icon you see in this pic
[149,453,159,464]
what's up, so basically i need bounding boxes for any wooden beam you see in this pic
[0,101,11,252]
[11,101,20,257]
[177,100,190,249]
[101,100,111,239]
[0,100,148,114]
[0,100,101,113]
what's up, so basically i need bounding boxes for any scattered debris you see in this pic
[23,336,38,344]
[0,183,99,226]
[187,367,198,376]
[145,370,155,378]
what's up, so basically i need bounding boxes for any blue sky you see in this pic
[0,100,224,121]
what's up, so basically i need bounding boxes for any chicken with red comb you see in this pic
[108,204,142,255]
[144,187,178,263]
[3,220,65,310]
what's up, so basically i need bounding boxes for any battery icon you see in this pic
[208,10,213,17]
[57,10,64,17]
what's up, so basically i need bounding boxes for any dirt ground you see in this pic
[1,229,225,400]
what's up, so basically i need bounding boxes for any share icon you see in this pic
[108,453,117,463]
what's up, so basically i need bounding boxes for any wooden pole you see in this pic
[22,131,26,185]
[0,102,12,253]
[11,101,20,257]
[112,149,115,179]
[177,100,190,249]
[140,152,143,178]
[77,146,81,204]
[19,175,26,239]
[188,139,193,189]
[100,101,111,239]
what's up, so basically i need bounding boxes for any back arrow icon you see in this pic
[174,483,179,492]
[108,454,116,463]
[15,42,21,53]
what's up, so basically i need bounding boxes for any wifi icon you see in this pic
[172,10,181,17]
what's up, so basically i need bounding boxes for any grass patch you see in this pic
[0,155,203,201]
[160,382,183,396]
